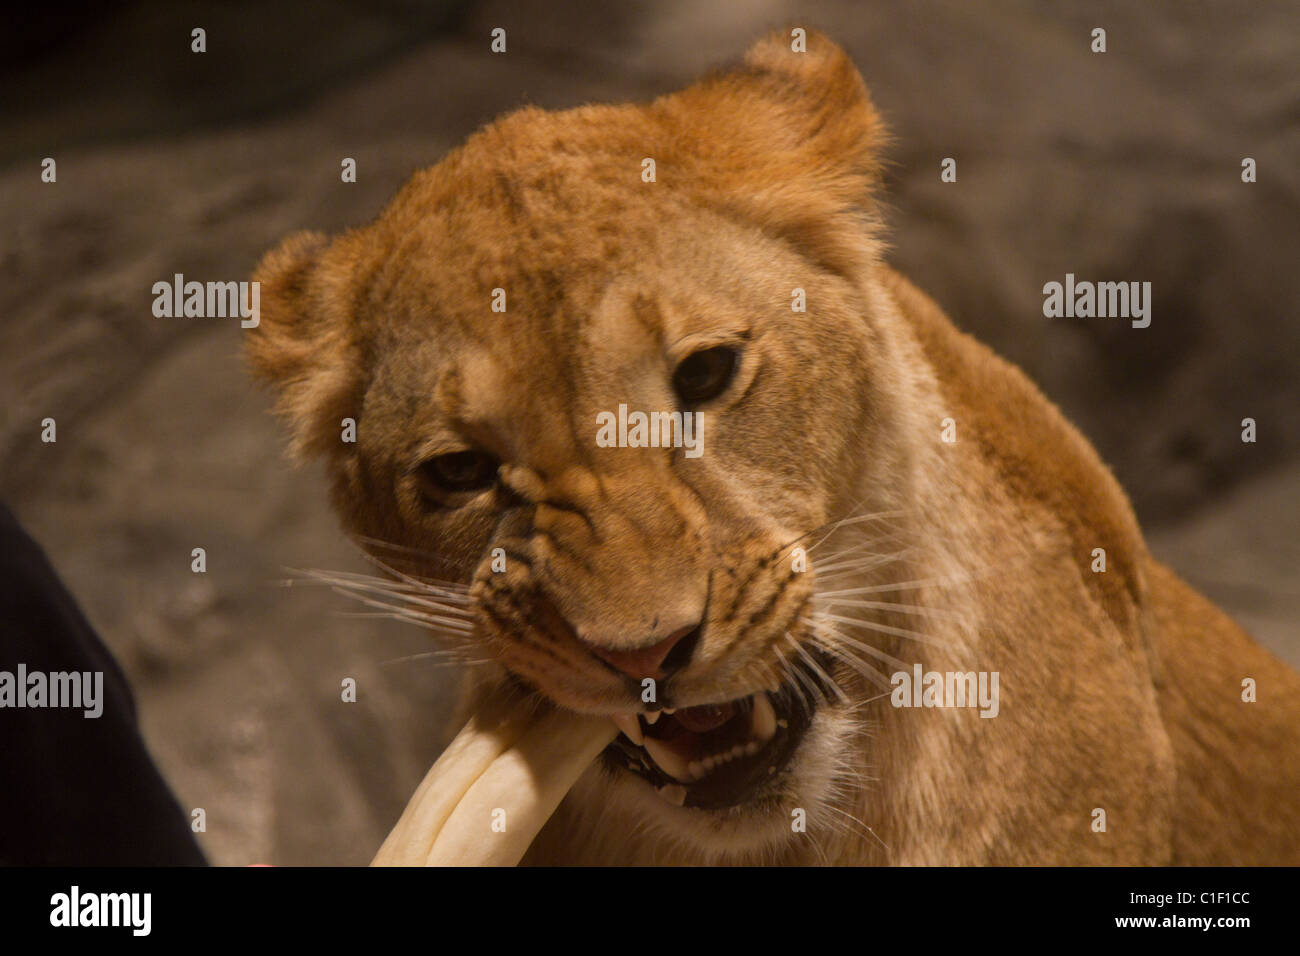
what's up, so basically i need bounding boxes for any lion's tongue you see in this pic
[674,701,736,733]
[634,694,778,785]
[639,701,744,780]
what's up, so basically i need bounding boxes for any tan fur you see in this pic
[247,30,1300,864]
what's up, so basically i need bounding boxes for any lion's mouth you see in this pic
[600,662,825,810]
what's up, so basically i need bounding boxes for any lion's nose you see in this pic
[588,623,702,681]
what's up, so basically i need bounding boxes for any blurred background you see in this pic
[2,0,1297,864]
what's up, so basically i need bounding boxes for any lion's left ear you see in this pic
[245,230,365,461]
[657,29,887,277]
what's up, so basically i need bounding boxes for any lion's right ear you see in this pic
[246,230,363,461]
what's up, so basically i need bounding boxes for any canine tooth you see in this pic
[751,693,777,742]
[657,784,688,807]
[613,713,644,746]
[643,710,661,725]
[643,737,691,782]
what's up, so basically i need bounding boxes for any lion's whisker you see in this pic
[786,633,851,705]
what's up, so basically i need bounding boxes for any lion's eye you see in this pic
[417,450,499,496]
[672,346,739,406]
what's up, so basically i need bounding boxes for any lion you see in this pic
[246,30,1300,864]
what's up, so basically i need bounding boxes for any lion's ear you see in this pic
[661,29,887,277]
[246,230,363,461]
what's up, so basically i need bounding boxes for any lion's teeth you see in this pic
[643,736,691,782]
[657,784,688,806]
[613,713,644,746]
[751,692,777,742]
[632,693,781,786]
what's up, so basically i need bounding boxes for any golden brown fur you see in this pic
[247,30,1300,864]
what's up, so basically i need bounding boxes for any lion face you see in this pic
[249,32,906,854]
